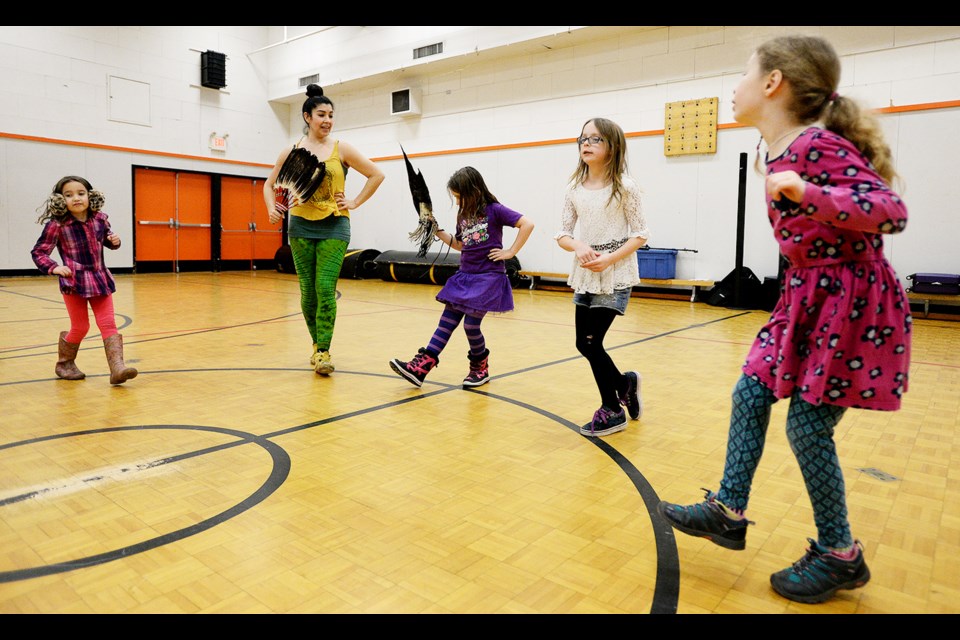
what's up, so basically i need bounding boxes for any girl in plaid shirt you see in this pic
[31,176,138,384]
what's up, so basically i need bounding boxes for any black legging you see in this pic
[575,305,626,409]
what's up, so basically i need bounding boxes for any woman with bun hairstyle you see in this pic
[264,84,385,375]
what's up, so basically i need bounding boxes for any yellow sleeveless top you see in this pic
[289,140,349,221]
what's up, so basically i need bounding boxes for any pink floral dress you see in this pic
[742,127,911,411]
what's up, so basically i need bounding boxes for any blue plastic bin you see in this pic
[637,249,677,279]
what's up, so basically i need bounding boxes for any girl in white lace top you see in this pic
[555,117,650,437]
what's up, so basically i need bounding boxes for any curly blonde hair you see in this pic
[36,175,105,224]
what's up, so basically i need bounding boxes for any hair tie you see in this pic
[829,91,839,102]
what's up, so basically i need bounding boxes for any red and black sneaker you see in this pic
[389,348,439,388]
[463,349,490,388]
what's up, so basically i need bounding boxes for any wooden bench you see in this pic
[518,271,569,290]
[638,278,716,302]
[518,271,715,302]
[906,290,960,318]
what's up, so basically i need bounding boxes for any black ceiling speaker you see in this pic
[201,50,227,90]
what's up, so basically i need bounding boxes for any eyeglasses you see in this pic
[577,136,604,146]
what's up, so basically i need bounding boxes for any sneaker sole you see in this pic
[579,421,627,437]
[636,372,643,420]
[770,567,871,604]
[389,360,423,388]
[462,377,490,388]
[626,371,642,420]
[655,501,746,551]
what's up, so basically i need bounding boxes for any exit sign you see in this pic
[209,134,227,151]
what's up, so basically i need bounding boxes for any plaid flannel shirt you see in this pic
[31,211,118,298]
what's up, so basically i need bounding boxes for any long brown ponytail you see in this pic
[755,35,898,185]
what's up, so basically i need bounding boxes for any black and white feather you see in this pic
[401,145,439,257]
[274,147,326,213]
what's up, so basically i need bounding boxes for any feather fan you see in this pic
[273,147,326,214]
[401,145,439,257]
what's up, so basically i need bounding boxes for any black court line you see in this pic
[0,313,302,359]
[466,388,681,614]
[0,273,315,357]
[0,424,290,584]
[0,309,752,612]
[491,311,754,380]
[0,372,680,611]
[0,288,66,304]
[0,314,136,356]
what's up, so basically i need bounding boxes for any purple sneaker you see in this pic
[619,371,642,420]
[580,405,627,437]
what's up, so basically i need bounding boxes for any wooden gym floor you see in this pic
[0,271,957,614]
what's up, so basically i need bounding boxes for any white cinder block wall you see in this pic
[3,26,959,289]
[0,25,285,270]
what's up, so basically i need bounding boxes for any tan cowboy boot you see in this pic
[55,331,85,380]
[103,333,138,385]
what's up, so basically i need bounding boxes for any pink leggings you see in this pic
[63,293,118,343]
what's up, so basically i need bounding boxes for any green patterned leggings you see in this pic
[717,374,851,548]
[289,237,347,351]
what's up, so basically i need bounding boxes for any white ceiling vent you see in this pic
[299,73,320,88]
[413,42,443,60]
[391,88,421,117]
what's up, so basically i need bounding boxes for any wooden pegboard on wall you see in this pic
[664,97,718,156]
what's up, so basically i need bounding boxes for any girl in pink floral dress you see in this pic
[657,35,911,605]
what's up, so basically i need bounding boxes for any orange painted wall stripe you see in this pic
[3,99,958,166]
[875,99,960,113]
[0,132,273,169]
[372,101,960,162]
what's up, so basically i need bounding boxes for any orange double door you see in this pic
[134,167,281,273]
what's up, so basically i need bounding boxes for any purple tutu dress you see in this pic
[437,202,523,318]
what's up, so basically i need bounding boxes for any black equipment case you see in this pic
[907,273,960,295]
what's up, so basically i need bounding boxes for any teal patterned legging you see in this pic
[717,374,852,548]
[289,237,347,351]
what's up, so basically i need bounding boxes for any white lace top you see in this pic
[554,176,650,294]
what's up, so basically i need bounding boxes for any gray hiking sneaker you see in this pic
[656,488,754,550]
[770,538,871,604]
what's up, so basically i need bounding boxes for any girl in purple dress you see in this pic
[657,35,911,604]
[390,167,534,388]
